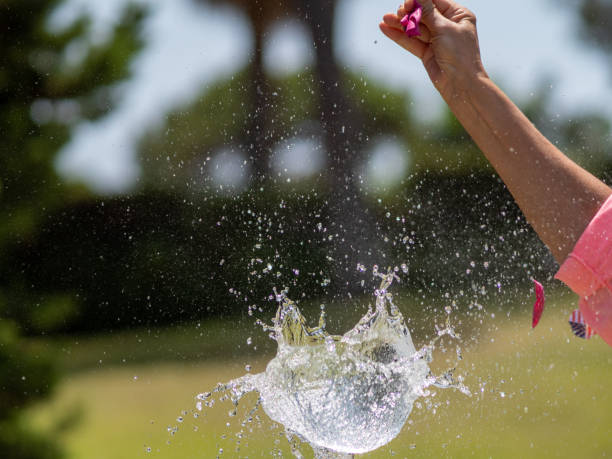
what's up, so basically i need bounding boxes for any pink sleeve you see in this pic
[555,193,612,346]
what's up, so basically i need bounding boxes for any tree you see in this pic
[564,1,612,176]
[197,0,296,181]
[0,0,145,456]
[579,0,612,52]
[299,0,382,286]
[143,0,387,291]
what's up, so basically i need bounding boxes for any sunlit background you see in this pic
[2,0,611,457]
[54,0,612,192]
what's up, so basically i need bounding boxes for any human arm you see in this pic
[379,0,612,263]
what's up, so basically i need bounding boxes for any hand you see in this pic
[380,0,487,101]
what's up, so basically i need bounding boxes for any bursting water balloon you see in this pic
[197,269,468,457]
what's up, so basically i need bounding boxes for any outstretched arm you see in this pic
[380,0,612,263]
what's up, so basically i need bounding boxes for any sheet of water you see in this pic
[196,268,469,457]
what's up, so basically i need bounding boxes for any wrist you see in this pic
[440,70,491,113]
[443,66,489,97]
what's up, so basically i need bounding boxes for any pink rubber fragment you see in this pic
[400,1,422,37]
[532,279,545,328]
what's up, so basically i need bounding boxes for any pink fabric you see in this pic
[555,193,612,346]
[400,1,422,37]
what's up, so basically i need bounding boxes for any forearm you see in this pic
[445,75,612,262]
[381,1,612,261]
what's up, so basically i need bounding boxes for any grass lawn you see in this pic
[29,289,612,458]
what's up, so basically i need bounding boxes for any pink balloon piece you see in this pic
[532,279,545,328]
[400,1,423,37]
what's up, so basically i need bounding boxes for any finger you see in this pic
[432,0,456,17]
[384,13,432,43]
[379,22,427,60]
[383,13,404,32]
[433,0,475,22]
[432,0,462,19]
[402,0,417,14]
[397,5,406,17]
[419,0,446,29]
[415,23,431,43]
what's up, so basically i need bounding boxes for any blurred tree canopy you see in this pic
[580,0,612,52]
[6,0,612,335]
[575,0,612,178]
[0,0,145,456]
[26,0,612,333]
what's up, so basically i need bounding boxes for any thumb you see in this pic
[418,0,445,30]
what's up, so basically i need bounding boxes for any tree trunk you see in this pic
[246,1,270,182]
[302,0,380,294]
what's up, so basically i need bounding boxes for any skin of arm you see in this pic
[380,0,612,263]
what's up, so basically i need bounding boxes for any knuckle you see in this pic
[421,1,435,16]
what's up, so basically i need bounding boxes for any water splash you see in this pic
[197,268,469,457]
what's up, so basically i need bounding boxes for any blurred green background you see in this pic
[2,0,612,457]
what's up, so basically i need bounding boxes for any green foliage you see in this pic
[560,114,612,170]
[0,0,146,457]
[20,191,332,331]
[0,321,61,459]
[580,0,612,52]
[138,64,502,196]
[0,0,146,323]
[122,60,558,333]
[139,67,320,190]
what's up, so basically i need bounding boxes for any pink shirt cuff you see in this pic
[555,193,612,345]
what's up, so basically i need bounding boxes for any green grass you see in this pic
[29,289,612,458]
